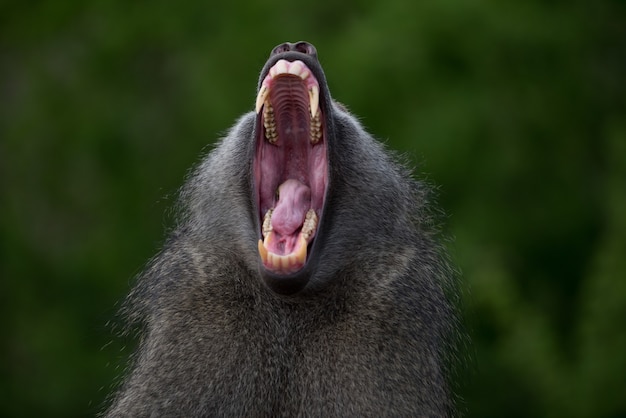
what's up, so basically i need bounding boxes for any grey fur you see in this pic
[106,50,460,417]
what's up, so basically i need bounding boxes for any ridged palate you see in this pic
[269,76,310,141]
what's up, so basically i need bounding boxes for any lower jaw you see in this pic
[260,266,312,296]
[258,234,308,274]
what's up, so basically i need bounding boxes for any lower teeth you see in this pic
[262,209,273,237]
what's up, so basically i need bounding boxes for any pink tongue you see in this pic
[272,179,311,236]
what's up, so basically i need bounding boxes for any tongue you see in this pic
[272,179,311,236]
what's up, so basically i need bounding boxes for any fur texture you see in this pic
[106,48,459,417]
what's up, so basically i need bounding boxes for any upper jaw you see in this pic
[255,59,320,122]
[257,51,329,105]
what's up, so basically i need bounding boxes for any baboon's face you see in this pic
[252,42,331,295]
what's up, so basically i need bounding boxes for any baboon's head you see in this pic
[253,42,334,296]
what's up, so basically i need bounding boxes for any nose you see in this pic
[271,41,317,59]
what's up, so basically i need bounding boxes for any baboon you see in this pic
[106,41,461,417]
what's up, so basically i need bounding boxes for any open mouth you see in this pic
[254,59,328,275]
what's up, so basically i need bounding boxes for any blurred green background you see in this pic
[1,0,625,416]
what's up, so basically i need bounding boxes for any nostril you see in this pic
[271,43,291,56]
[270,42,318,58]
[294,42,317,57]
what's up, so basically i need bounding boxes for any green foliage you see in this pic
[1,0,624,416]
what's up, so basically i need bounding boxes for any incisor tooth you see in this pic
[255,85,268,114]
[288,61,302,77]
[309,85,319,118]
[275,60,288,75]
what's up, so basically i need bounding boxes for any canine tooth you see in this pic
[258,240,268,263]
[296,236,307,264]
[255,86,268,114]
[309,85,319,118]
[275,59,288,75]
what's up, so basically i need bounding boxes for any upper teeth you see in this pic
[255,85,268,115]
[255,59,320,120]
[263,104,277,144]
[308,85,319,119]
